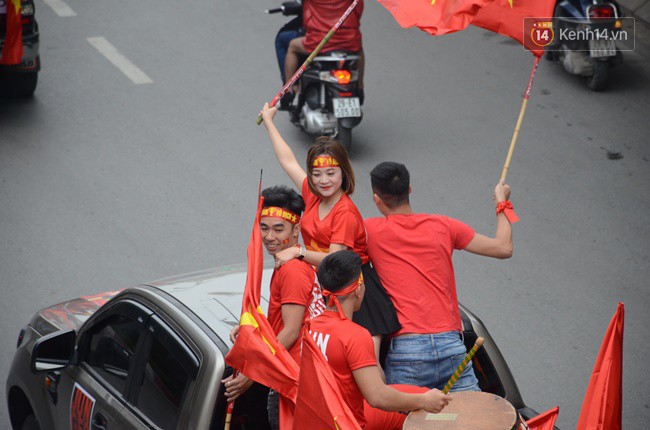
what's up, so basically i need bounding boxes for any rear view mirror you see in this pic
[31,329,76,373]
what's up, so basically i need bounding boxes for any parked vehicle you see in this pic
[6,265,556,429]
[0,0,40,97]
[546,0,623,91]
[269,3,363,151]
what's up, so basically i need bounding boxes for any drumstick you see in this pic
[442,337,484,394]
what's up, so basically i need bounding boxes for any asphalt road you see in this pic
[2,0,649,428]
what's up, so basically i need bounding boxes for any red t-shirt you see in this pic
[364,214,475,335]
[268,259,326,363]
[301,178,369,264]
[309,312,377,428]
[302,0,364,53]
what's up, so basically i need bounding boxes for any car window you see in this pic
[134,334,190,429]
[86,314,142,394]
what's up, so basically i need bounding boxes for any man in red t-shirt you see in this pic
[303,250,451,429]
[223,185,325,428]
[284,0,365,93]
[364,162,515,391]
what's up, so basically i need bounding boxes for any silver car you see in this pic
[6,265,551,429]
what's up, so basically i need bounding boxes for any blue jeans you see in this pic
[384,332,480,392]
[275,27,304,83]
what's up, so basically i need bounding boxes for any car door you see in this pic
[113,314,200,430]
[54,299,153,429]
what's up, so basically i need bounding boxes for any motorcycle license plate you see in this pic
[589,39,616,58]
[333,98,361,118]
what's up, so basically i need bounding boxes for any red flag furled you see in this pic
[224,194,300,426]
[1,0,24,65]
[293,328,361,430]
[377,0,498,36]
[576,303,624,430]
[525,406,559,430]
[472,0,556,57]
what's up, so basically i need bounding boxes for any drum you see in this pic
[403,392,529,430]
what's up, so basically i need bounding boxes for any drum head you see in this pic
[403,392,520,430]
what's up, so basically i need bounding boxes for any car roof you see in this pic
[142,263,274,347]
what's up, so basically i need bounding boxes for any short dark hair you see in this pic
[306,136,355,196]
[370,162,410,209]
[318,250,362,294]
[261,185,305,216]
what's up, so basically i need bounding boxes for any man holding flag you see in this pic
[224,185,324,429]
[364,162,515,391]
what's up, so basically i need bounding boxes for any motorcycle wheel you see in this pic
[337,120,352,152]
[585,60,610,91]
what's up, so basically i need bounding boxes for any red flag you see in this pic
[525,406,559,430]
[1,0,23,65]
[472,0,556,57]
[293,329,361,430]
[377,0,498,36]
[576,303,624,430]
[225,194,300,427]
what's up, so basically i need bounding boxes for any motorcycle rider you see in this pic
[274,1,305,84]
[282,0,365,106]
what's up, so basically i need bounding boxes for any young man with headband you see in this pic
[306,250,451,429]
[223,185,325,428]
[364,162,515,392]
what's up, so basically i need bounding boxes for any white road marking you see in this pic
[87,37,153,85]
[41,0,77,17]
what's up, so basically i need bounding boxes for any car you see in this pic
[0,0,40,97]
[6,264,556,429]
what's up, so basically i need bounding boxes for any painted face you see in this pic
[260,217,299,256]
[311,166,343,198]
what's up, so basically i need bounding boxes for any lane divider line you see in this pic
[42,0,77,17]
[87,37,153,85]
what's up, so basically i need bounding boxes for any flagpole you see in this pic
[500,56,540,181]
[256,0,360,125]
[226,174,264,430]
[442,337,484,394]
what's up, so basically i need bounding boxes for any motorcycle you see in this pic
[267,2,363,151]
[546,0,624,91]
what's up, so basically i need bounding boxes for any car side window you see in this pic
[133,315,198,430]
[86,314,142,394]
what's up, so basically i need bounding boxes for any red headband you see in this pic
[322,274,363,319]
[261,206,301,225]
[312,156,340,168]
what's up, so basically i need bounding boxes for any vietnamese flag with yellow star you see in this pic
[1,0,24,65]
[377,0,498,36]
[472,0,556,57]
[293,326,361,430]
[225,193,300,426]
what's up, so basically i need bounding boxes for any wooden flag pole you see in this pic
[224,370,238,430]
[501,56,540,181]
[257,0,360,125]
[442,337,484,394]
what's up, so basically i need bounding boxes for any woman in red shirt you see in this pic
[260,103,400,356]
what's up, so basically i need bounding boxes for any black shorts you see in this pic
[353,262,401,336]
